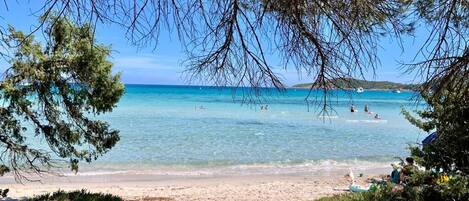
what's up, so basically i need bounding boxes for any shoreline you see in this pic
[1,164,390,200]
[69,159,395,175]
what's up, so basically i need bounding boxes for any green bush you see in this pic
[29,189,122,201]
[317,183,404,201]
[317,174,469,201]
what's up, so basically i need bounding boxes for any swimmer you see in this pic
[374,114,381,119]
[350,104,356,113]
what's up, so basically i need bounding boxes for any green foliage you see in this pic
[414,0,469,28]
[402,83,469,175]
[317,183,403,201]
[0,16,124,178]
[317,175,469,201]
[263,0,414,35]
[29,189,122,201]
[0,165,9,176]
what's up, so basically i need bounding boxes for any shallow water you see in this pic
[30,85,426,171]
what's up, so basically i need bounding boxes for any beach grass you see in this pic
[316,192,395,201]
[27,189,177,201]
[317,193,373,201]
[316,183,399,201]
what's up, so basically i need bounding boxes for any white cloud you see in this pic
[112,54,182,71]
[110,54,186,84]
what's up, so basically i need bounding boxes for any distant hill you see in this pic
[292,78,419,90]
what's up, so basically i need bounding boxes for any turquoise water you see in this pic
[67,85,425,170]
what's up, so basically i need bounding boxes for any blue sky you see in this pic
[0,2,430,86]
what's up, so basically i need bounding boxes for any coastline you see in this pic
[1,163,390,200]
[0,85,417,200]
[287,86,415,92]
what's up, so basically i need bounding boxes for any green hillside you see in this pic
[292,78,418,90]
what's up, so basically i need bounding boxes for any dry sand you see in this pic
[0,166,389,201]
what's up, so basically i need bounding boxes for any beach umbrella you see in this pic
[422,132,438,146]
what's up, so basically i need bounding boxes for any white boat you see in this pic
[356,87,364,93]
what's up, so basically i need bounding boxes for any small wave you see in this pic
[254,132,265,136]
[346,119,388,123]
[60,158,397,177]
[64,170,129,176]
[318,115,339,119]
[236,120,264,125]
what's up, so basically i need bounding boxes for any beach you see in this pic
[1,165,389,200]
[5,85,421,200]
[0,2,463,200]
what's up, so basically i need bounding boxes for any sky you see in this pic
[0,2,431,86]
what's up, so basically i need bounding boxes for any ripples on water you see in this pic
[30,85,426,171]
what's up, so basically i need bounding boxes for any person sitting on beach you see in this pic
[364,104,369,113]
[374,114,381,119]
[400,157,418,184]
[345,169,373,192]
[390,164,400,184]
[350,104,356,113]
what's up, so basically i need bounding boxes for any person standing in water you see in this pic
[350,104,356,112]
[364,104,369,113]
[374,114,381,119]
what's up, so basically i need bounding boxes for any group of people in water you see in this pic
[196,103,382,119]
[350,104,381,119]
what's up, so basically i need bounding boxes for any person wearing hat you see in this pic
[390,163,400,184]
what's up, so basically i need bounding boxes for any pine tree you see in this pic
[0,16,124,180]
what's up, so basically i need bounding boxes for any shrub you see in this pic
[29,189,122,201]
[317,175,469,201]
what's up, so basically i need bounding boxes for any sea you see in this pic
[39,85,428,174]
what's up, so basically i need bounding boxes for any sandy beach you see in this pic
[0,165,389,201]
